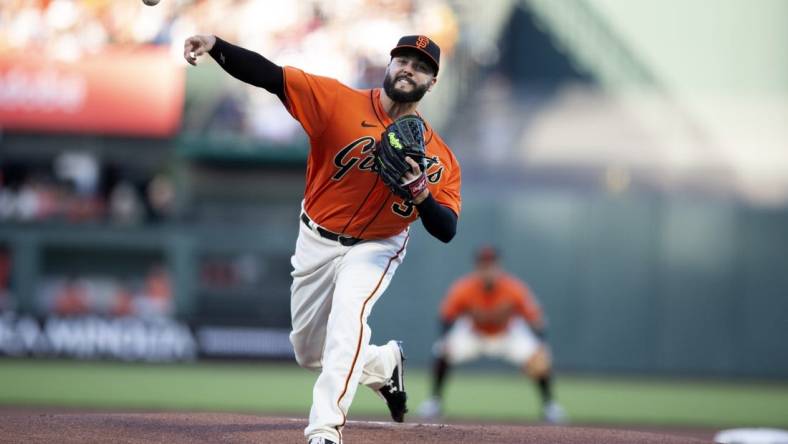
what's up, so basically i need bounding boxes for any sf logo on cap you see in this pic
[416,36,429,48]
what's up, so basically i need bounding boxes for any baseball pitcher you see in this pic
[418,246,567,424]
[184,34,461,444]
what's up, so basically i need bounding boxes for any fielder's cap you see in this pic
[475,245,499,263]
[391,35,440,75]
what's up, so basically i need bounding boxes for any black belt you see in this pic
[301,213,364,246]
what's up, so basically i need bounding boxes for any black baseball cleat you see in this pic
[307,438,336,444]
[378,340,408,422]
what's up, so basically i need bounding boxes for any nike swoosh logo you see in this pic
[361,121,377,127]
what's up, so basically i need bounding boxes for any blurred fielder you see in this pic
[418,246,566,424]
[184,34,461,444]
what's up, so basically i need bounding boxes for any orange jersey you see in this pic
[282,66,461,239]
[440,272,542,336]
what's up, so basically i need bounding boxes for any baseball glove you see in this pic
[373,115,429,201]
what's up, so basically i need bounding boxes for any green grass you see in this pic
[0,359,786,428]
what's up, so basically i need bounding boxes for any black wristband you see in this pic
[416,194,457,243]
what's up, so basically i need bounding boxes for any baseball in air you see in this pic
[142,0,160,6]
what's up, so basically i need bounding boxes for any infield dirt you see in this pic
[0,410,719,443]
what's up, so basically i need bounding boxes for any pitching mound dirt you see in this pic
[0,411,715,443]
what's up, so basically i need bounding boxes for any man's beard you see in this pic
[383,74,429,103]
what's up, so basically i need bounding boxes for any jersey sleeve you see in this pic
[282,66,340,139]
[431,145,462,217]
[510,278,543,324]
[440,279,470,322]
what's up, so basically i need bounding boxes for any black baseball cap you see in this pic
[390,35,440,75]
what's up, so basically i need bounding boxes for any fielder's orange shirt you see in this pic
[282,66,461,239]
[440,272,543,335]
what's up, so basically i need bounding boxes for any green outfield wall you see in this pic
[374,189,788,378]
[2,189,787,378]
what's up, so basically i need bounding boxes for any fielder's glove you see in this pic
[373,115,429,201]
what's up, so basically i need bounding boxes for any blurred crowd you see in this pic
[39,264,173,318]
[0,0,458,80]
[0,153,176,225]
[1,0,460,148]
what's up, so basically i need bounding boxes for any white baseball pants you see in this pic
[290,212,408,443]
[444,317,540,366]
